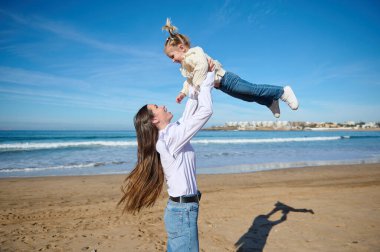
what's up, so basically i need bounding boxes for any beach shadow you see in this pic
[235,201,314,252]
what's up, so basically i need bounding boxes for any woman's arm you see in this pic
[177,84,198,125]
[169,71,214,157]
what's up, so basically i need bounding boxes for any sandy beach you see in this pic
[1,163,380,251]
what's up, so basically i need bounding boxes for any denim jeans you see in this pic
[164,198,199,252]
[219,72,284,107]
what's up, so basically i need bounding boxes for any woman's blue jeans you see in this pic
[164,199,199,252]
[219,72,284,107]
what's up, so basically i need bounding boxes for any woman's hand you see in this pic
[207,58,215,72]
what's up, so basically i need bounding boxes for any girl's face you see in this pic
[165,44,187,64]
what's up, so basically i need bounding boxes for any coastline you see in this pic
[1,163,379,251]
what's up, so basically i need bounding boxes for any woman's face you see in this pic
[148,104,173,129]
[165,44,187,64]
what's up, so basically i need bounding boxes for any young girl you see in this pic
[118,62,215,251]
[162,18,299,118]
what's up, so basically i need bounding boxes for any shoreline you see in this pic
[2,159,380,179]
[1,163,380,251]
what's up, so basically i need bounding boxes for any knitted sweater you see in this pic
[179,46,225,96]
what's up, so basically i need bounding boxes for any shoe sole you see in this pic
[284,86,299,110]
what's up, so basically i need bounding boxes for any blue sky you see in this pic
[0,0,379,130]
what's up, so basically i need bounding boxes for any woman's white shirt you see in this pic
[156,72,214,197]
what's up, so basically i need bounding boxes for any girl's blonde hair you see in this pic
[162,18,191,48]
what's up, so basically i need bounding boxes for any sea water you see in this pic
[1,130,380,177]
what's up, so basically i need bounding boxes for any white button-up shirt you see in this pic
[156,72,214,197]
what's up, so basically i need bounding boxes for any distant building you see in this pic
[207,120,379,131]
[363,122,376,128]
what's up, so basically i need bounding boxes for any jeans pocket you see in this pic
[189,203,199,212]
[189,203,199,223]
[164,206,184,239]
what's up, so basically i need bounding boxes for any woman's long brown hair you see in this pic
[118,105,164,214]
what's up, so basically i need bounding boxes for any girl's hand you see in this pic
[176,92,186,103]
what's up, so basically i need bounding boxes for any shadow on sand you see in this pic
[235,201,314,252]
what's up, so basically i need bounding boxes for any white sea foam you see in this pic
[0,141,137,151]
[198,158,380,174]
[0,136,345,151]
[0,161,126,173]
[3,158,380,175]
[0,163,97,173]
[191,136,343,144]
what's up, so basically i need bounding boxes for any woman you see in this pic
[118,62,215,251]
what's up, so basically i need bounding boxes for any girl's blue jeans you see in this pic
[164,199,199,252]
[219,71,284,107]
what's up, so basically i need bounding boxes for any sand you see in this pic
[1,163,380,251]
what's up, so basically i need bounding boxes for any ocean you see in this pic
[1,130,380,177]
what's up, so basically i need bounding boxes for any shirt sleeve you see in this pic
[188,48,209,88]
[180,80,189,96]
[177,85,197,125]
[169,72,214,157]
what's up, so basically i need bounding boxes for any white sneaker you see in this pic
[281,86,299,110]
[269,99,280,118]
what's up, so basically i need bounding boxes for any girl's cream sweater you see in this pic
[179,46,225,96]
